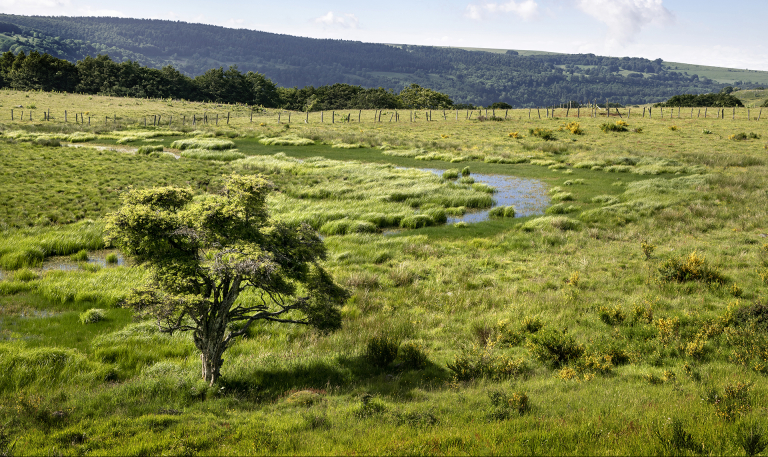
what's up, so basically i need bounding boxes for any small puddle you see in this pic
[41,250,128,272]
[421,168,550,223]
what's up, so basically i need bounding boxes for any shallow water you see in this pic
[41,250,128,272]
[421,169,550,223]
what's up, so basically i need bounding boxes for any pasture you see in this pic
[1,89,767,455]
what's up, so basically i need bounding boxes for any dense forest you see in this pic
[0,50,455,110]
[0,14,755,106]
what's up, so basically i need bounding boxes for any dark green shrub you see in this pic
[364,336,399,368]
[734,301,768,331]
[526,329,584,368]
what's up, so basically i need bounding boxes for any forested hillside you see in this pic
[1,14,762,106]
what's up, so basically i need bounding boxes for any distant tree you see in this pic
[721,86,734,95]
[245,71,279,107]
[489,102,513,109]
[656,93,743,107]
[105,174,349,385]
[398,84,453,109]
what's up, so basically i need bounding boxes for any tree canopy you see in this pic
[105,175,349,385]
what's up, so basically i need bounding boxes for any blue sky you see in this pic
[3,0,767,70]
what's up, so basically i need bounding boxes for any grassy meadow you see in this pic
[1,89,768,455]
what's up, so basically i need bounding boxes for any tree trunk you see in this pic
[195,311,229,385]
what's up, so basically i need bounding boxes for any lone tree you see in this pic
[105,174,348,385]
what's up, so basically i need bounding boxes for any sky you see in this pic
[2,0,767,71]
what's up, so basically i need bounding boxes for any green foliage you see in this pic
[106,253,119,264]
[704,381,753,421]
[398,341,429,369]
[486,390,530,420]
[528,128,556,141]
[137,145,163,155]
[364,336,399,368]
[446,345,528,381]
[442,169,459,180]
[170,138,235,150]
[69,249,88,262]
[104,174,349,384]
[653,419,706,455]
[600,121,629,132]
[180,149,246,161]
[657,93,744,107]
[488,206,516,218]
[657,251,726,285]
[79,308,105,324]
[734,421,768,457]
[526,329,584,368]
[398,84,453,109]
[258,136,314,146]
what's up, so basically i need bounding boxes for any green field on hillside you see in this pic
[1,89,767,455]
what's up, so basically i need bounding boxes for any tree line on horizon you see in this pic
[0,14,748,107]
[0,50,750,110]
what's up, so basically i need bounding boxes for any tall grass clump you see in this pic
[0,344,106,392]
[528,128,556,140]
[137,145,163,155]
[180,149,245,161]
[79,308,106,324]
[170,138,235,150]
[258,135,314,146]
[0,221,104,270]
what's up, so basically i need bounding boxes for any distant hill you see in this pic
[2,14,765,107]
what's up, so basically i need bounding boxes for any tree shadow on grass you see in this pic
[220,354,450,403]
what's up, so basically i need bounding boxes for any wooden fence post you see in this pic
[332,111,335,124]
[358,110,361,122]
[227,112,230,124]
[758,108,762,121]
[528,108,531,119]
[537,107,541,119]
[705,107,707,118]
[250,110,253,123]
[64,110,67,122]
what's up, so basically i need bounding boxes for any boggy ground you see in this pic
[0,90,767,455]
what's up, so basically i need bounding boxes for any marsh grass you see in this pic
[2,90,768,454]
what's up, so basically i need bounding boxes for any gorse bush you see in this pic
[658,251,726,285]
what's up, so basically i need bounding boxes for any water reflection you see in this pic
[420,169,549,223]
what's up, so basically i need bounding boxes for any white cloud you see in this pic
[574,0,673,45]
[465,0,540,21]
[314,12,360,29]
